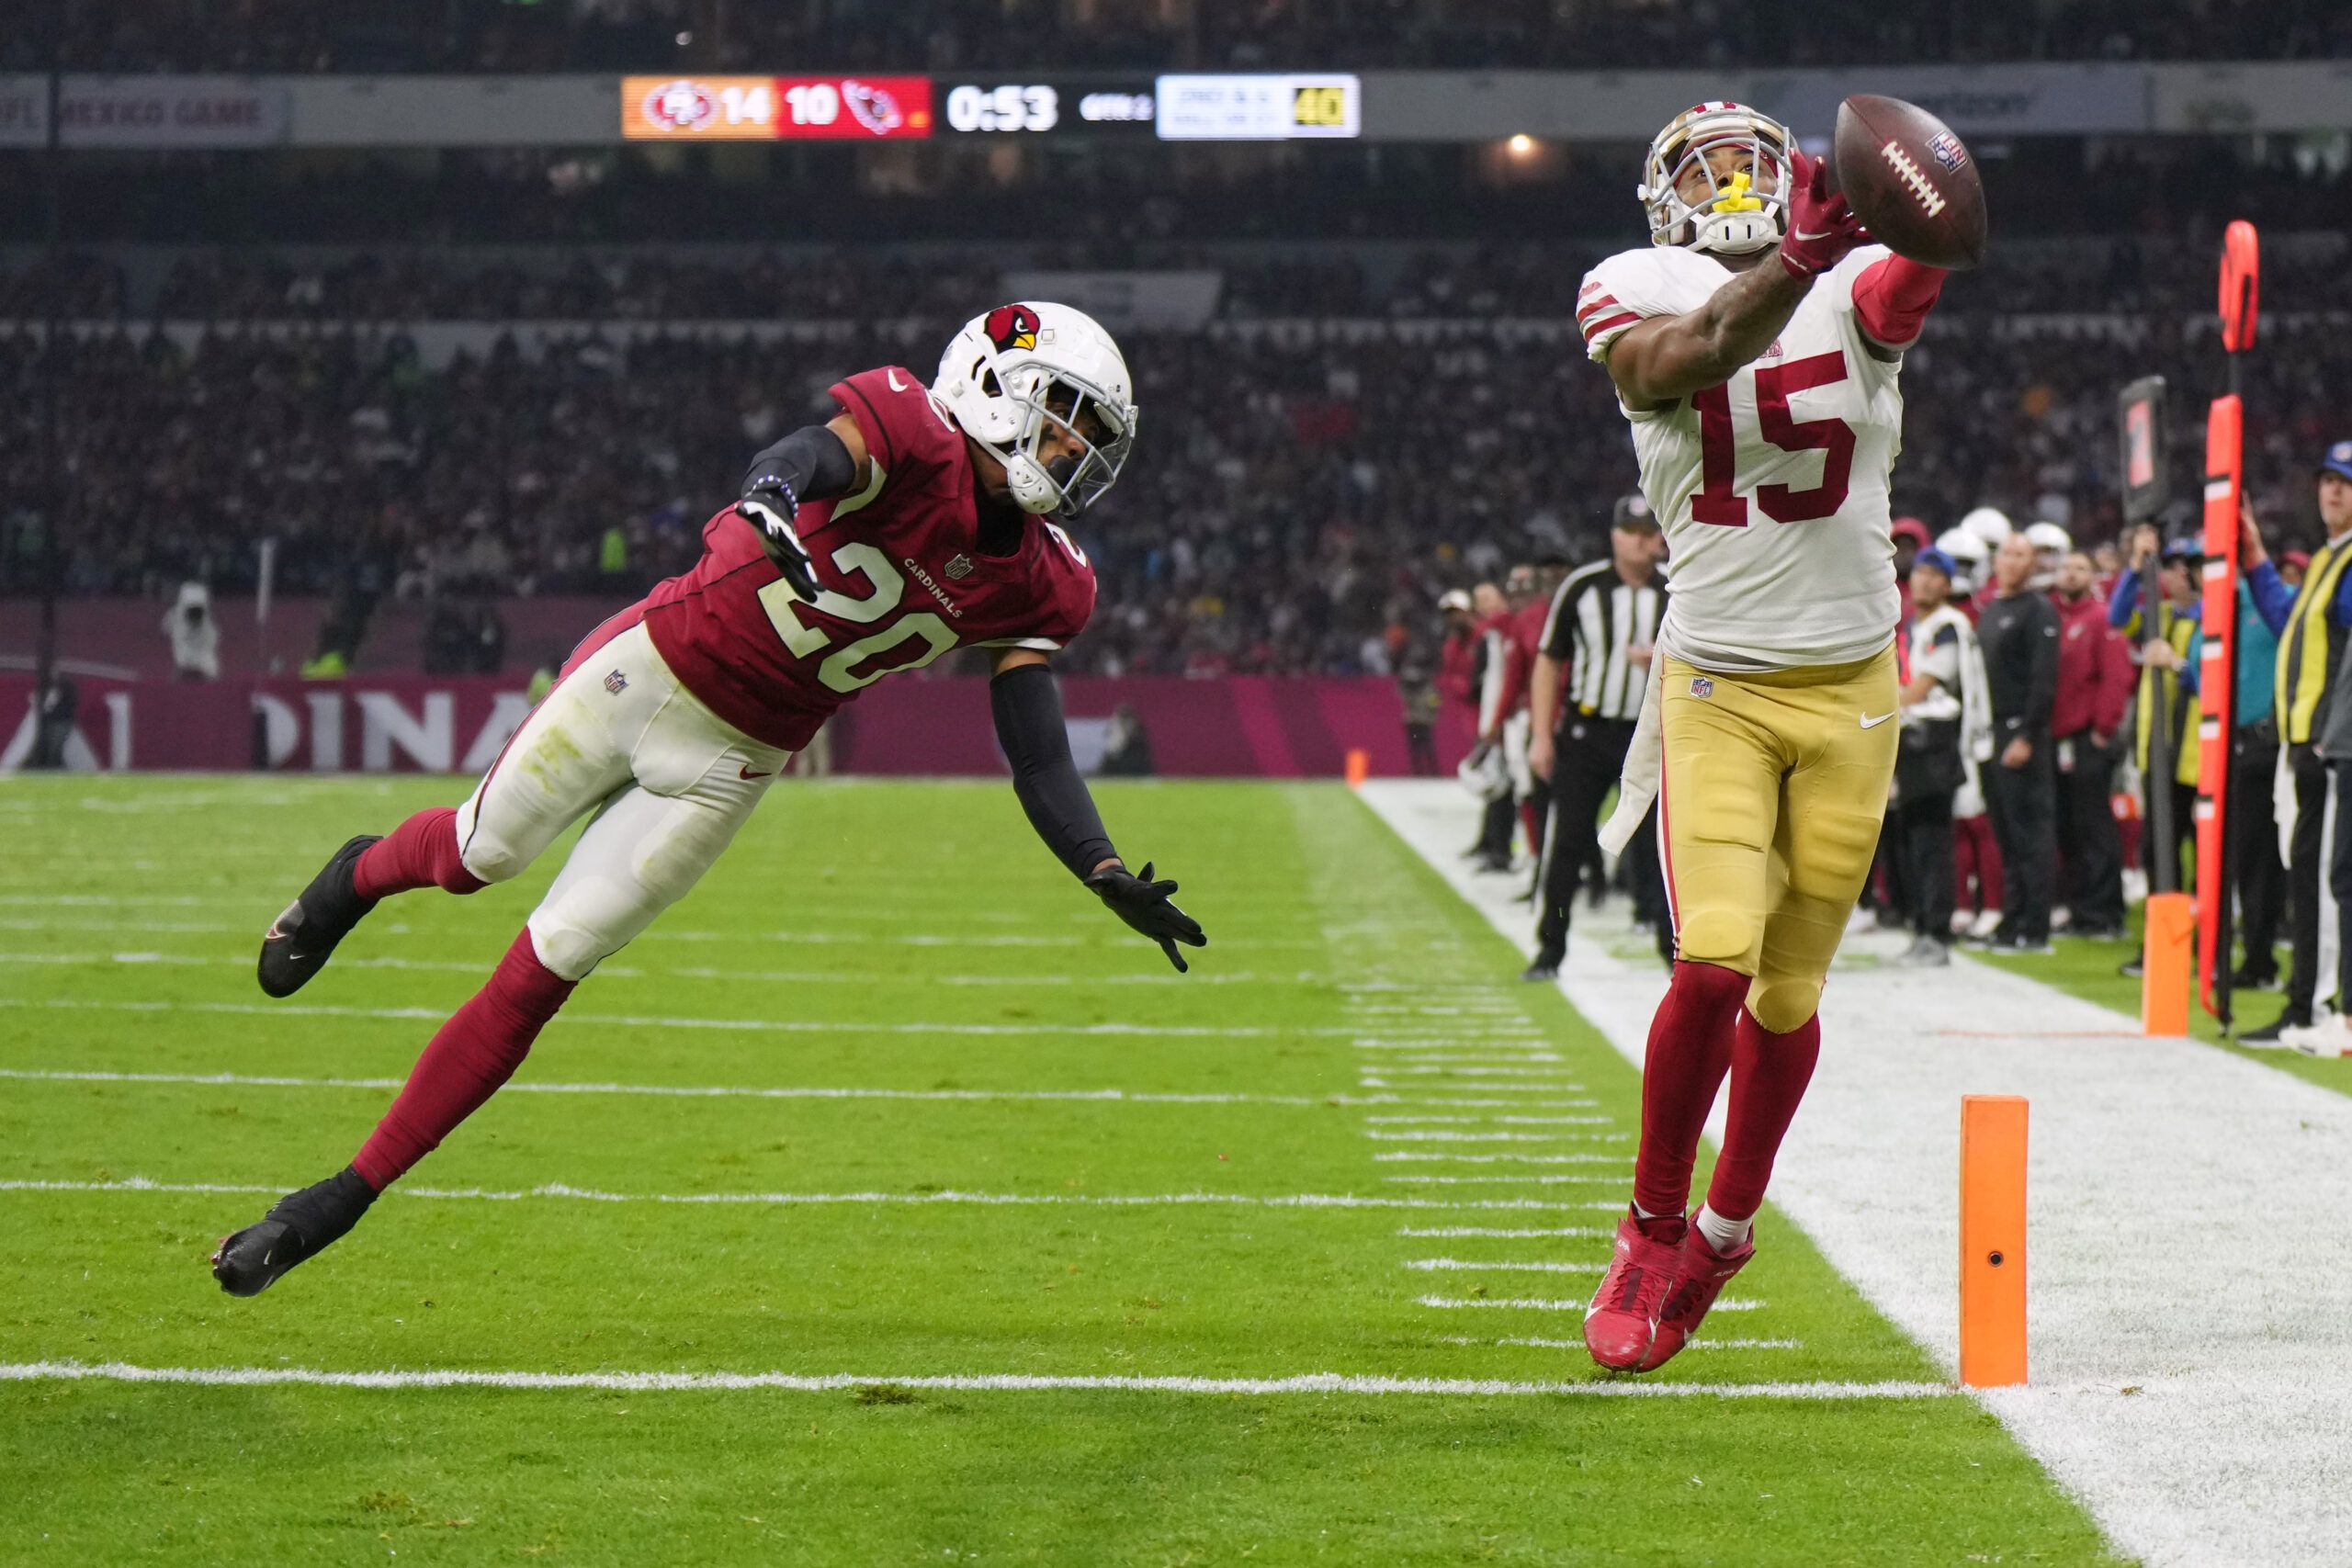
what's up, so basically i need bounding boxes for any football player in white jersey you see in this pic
[1572,101,1955,1371]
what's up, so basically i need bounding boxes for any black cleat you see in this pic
[256,835,382,998]
[1521,954,1561,982]
[211,1167,379,1297]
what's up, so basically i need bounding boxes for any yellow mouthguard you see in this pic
[1711,170,1764,213]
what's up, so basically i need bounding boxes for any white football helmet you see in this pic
[1639,100,1795,256]
[1959,506,2016,547]
[934,301,1137,517]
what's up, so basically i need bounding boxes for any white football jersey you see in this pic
[1577,244,1904,672]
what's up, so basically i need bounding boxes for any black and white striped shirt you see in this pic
[1541,560,1664,723]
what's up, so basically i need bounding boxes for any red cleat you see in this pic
[1584,1207,1686,1371]
[1640,1222,1757,1371]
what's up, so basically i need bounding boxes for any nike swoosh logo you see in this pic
[1860,712,1896,729]
[887,369,908,391]
[1794,229,1831,243]
[740,764,774,780]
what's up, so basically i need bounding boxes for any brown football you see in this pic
[1830,95,1988,271]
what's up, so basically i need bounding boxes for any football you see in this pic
[1831,94,1989,270]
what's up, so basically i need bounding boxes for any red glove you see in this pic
[1776,147,1868,280]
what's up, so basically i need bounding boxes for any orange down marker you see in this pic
[1958,1095,2028,1388]
[2142,891,2196,1036]
[1344,748,1370,789]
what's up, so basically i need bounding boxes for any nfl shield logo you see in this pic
[1928,131,1968,173]
[604,670,628,695]
[1689,676,1714,699]
[944,554,974,581]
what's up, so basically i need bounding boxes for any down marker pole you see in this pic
[1959,1095,2028,1389]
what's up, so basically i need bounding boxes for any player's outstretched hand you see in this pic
[736,479,823,603]
[1086,861,1207,974]
[1778,147,1868,280]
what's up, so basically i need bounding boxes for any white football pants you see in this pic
[453,621,791,980]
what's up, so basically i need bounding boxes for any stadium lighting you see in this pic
[1507,133,1536,156]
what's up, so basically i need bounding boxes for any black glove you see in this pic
[1084,861,1207,974]
[735,478,822,604]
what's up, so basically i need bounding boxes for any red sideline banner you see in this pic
[2,674,1455,778]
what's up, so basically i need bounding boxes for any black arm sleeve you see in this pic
[991,662,1119,880]
[741,424,858,502]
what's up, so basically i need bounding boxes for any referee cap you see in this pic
[1611,493,1658,529]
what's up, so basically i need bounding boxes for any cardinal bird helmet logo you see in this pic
[983,304,1040,354]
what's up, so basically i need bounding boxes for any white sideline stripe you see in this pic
[1442,1336,1801,1352]
[1405,1258,1602,1274]
[1419,1295,1764,1314]
[0,1178,1602,1213]
[1365,1127,1611,1140]
[0,952,1304,987]
[0,1361,1943,1401]
[1399,1226,1610,1239]
[0,998,1348,1040]
[0,1067,1329,1108]
[1359,1067,1579,1079]
[1374,1153,1627,1165]
[1362,777,2352,1568]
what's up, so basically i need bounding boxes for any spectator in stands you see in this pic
[2047,550,2132,938]
[2245,444,2352,1040]
[164,581,220,682]
[1975,534,2062,953]
[1894,549,1978,965]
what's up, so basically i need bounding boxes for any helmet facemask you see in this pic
[980,362,1135,518]
[1639,105,1794,256]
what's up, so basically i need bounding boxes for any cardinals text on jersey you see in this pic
[635,366,1096,750]
[1577,244,1903,672]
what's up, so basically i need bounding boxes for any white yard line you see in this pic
[0,997,1351,1040]
[0,1066,1346,1108]
[1374,1153,1628,1165]
[1365,1127,1611,1140]
[0,951,1315,987]
[1442,1336,1800,1352]
[0,1177,1605,1213]
[1416,1294,1765,1313]
[0,1360,1946,1401]
[1404,1258,1602,1274]
[1398,1226,1610,1239]
[1362,778,2352,1568]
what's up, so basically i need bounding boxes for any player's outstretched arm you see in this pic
[734,412,870,602]
[1603,148,1864,411]
[989,648,1207,973]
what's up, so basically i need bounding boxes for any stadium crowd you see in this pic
[17,0,2351,73]
[8,234,2352,690]
[7,233,2351,325]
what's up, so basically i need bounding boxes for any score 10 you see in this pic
[625,75,935,140]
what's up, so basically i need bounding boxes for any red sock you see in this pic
[1631,961,1746,1217]
[355,807,486,898]
[1704,1008,1824,1224]
[352,927,573,1190]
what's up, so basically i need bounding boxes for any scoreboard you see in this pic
[621,74,1359,142]
[624,75,934,140]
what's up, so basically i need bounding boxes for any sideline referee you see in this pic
[1525,495,1671,978]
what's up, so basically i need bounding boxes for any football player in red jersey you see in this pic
[213,302,1205,1297]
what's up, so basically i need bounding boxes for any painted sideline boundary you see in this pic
[0,1359,1951,1401]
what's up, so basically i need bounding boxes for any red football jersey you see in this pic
[639,367,1097,750]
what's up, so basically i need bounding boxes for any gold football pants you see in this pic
[1657,647,1898,1032]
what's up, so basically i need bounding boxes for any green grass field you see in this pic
[0,776,2119,1564]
